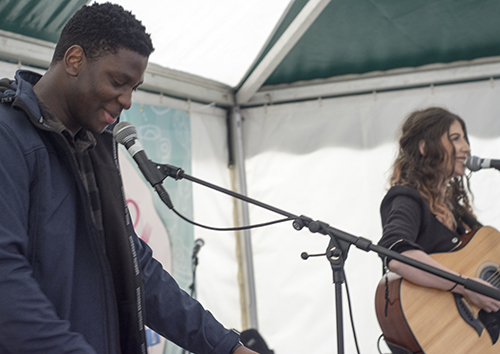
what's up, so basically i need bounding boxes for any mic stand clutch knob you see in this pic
[300,251,326,260]
[293,215,312,230]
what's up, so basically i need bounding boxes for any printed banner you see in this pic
[120,103,193,354]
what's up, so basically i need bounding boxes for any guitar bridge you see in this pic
[453,293,484,337]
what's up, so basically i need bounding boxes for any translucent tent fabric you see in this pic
[92,0,293,87]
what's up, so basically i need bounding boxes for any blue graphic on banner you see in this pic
[121,104,193,354]
[146,328,161,346]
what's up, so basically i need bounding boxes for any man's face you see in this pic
[66,47,148,134]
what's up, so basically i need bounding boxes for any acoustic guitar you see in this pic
[375,226,500,354]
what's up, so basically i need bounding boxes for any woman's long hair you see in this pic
[390,107,474,231]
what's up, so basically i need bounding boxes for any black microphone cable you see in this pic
[170,206,294,232]
[113,121,295,231]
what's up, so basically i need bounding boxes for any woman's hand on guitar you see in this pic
[460,277,500,313]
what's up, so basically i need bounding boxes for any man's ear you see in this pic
[63,45,85,76]
[419,140,426,156]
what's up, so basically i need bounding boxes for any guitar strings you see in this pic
[484,267,500,288]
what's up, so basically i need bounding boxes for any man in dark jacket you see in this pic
[0,3,258,354]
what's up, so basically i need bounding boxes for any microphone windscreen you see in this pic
[466,155,482,172]
[113,121,137,146]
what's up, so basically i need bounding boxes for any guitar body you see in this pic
[375,226,500,354]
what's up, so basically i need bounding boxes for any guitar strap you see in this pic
[455,203,483,231]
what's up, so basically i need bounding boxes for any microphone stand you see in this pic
[154,162,500,354]
[181,239,204,354]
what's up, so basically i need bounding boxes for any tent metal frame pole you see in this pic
[229,106,259,330]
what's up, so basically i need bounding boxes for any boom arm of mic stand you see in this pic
[295,216,500,301]
[155,163,500,301]
[156,163,297,218]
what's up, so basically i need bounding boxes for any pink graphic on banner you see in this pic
[126,199,152,243]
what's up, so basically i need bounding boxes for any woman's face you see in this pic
[441,120,470,178]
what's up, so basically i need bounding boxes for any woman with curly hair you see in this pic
[378,107,500,312]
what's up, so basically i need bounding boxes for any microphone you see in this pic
[113,122,164,185]
[192,238,205,259]
[466,155,500,172]
[113,121,173,209]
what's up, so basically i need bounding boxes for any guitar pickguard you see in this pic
[478,310,500,344]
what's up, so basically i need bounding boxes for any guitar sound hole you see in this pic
[478,263,500,288]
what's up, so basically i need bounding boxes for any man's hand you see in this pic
[234,345,259,354]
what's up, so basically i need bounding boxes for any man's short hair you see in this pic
[52,2,154,64]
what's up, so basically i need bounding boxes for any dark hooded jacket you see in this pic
[0,70,239,354]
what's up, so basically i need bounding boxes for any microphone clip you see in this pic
[157,163,185,180]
